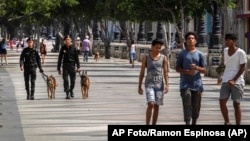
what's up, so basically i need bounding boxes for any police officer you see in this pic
[57,35,80,99]
[20,37,44,100]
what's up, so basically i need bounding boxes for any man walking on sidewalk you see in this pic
[138,39,169,125]
[175,32,207,125]
[219,33,247,125]
[20,37,44,100]
[57,35,80,99]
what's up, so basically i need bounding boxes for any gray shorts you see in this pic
[145,87,164,105]
[220,83,244,103]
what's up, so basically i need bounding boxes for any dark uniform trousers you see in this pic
[62,63,76,93]
[24,66,37,96]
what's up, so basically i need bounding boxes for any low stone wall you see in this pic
[92,40,250,84]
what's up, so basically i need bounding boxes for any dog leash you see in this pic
[78,70,82,78]
[41,72,48,82]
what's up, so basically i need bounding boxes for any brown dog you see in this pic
[80,71,90,99]
[94,52,100,62]
[47,75,58,100]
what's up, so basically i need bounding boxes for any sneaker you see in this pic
[27,95,30,100]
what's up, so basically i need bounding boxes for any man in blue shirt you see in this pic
[176,32,207,125]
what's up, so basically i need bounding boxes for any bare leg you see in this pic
[233,102,241,125]
[152,105,159,125]
[220,99,230,124]
[4,54,7,65]
[146,102,154,125]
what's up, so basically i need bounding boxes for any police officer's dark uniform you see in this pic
[20,38,43,100]
[57,35,80,99]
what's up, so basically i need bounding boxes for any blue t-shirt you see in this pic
[176,49,206,92]
[0,42,6,49]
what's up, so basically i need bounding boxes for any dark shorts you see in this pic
[0,49,7,54]
[41,51,47,55]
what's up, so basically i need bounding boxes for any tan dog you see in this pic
[94,52,100,62]
[80,71,90,99]
[47,75,58,100]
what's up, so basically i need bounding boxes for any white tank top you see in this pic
[130,44,136,53]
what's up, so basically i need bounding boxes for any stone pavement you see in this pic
[0,43,250,141]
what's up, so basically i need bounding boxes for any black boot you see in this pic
[30,90,35,100]
[26,90,30,100]
[192,119,197,125]
[65,91,70,99]
[70,90,74,98]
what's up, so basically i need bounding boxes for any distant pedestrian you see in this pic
[0,38,8,65]
[138,38,169,125]
[19,37,44,100]
[39,39,47,64]
[82,35,91,62]
[75,37,81,55]
[219,33,247,125]
[16,40,21,52]
[130,40,136,68]
[175,31,207,125]
[57,35,80,99]
[9,39,14,50]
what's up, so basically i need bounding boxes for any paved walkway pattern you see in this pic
[0,42,250,141]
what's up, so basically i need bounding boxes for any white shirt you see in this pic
[130,44,136,53]
[222,47,247,85]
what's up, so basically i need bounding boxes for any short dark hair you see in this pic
[225,33,237,40]
[184,31,197,40]
[26,37,33,42]
[64,35,71,40]
[152,38,164,46]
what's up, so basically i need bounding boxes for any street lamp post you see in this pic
[209,0,222,50]
[197,16,208,47]
[207,0,223,77]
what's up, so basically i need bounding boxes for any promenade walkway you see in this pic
[0,43,249,141]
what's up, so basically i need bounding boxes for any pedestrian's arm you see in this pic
[57,48,63,71]
[75,48,80,69]
[36,51,42,71]
[138,56,146,90]
[163,56,169,84]
[232,63,246,82]
[20,51,24,70]
[176,66,194,75]
[194,65,206,74]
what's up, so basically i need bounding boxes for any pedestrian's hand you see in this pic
[189,69,195,76]
[164,84,169,94]
[191,64,197,70]
[58,70,61,75]
[217,78,222,85]
[39,69,44,73]
[20,66,23,71]
[228,80,235,86]
[138,88,143,95]
[76,68,80,72]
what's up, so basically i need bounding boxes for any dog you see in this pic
[47,75,58,100]
[80,71,90,99]
[94,52,100,62]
